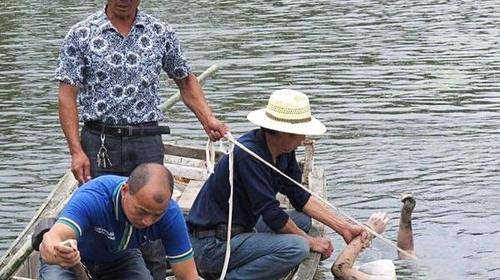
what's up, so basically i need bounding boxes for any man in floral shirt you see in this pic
[55,0,227,278]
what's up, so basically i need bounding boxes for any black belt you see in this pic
[84,121,170,137]
[188,224,253,240]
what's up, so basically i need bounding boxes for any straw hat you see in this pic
[247,89,326,135]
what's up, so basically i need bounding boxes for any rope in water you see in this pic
[206,132,416,279]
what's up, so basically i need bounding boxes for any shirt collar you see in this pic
[94,6,147,34]
[112,181,127,222]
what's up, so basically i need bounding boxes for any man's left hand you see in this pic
[203,116,229,141]
[341,225,367,244]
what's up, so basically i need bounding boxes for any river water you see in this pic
[1,0,499,279]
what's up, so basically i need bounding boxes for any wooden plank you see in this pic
[0,170,78,279]
[172,189,183,202]
[177,180,203,213]
[164,143,224,162]
[27,252,39,279]
[301,139,315,185]
[276,193,290,208]
[164,154,207,169]
[165,163,208,182]
[290,168,326,280]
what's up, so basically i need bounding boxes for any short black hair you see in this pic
[127,163,174,195]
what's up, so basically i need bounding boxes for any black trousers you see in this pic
[80,126,167,280]
[80,125,165,177]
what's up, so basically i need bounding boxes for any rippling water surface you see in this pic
[1,1,499,279]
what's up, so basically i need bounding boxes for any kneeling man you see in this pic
[186,89,365,280]
[39,163,198,280]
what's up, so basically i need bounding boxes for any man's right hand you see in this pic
[40,234,81,268]
[308,236,333,260]
[71,151,91,184]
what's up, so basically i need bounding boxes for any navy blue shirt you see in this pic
[57,175,193,264]
[186,129,311,232]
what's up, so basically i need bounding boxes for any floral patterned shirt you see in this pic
[55,8,192,125]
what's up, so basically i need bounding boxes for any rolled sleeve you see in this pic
[237,153,290,232]
[161,28,192,80]
[160,201,193,264]
[54,25,86,88]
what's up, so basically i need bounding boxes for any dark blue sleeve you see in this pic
[57,189,98,238]
[279,152,311,211]
[237,153,290,232]
[159,200,193,264]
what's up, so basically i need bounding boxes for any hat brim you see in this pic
[247,108,326,136]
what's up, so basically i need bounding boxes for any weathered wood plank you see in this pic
[164,143,224,162]
[177,180,204,213]
[290,168,326,280]
[0,170,78,279]
[276,193,290,208]
[164,154,207,169]
[165,163,208,182]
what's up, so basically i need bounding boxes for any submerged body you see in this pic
[331,194,417,280]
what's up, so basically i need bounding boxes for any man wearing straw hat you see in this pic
[186,89,365,280]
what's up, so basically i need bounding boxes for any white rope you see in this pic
[205,139,215,175]
[223,133,416,259]
[205,137,235,280]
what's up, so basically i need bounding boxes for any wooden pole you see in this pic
[159,64,220,112]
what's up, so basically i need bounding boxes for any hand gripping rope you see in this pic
[205,133,416,279]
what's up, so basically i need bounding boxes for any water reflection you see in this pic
[1,0,499,278]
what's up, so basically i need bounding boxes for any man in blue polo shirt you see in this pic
[39,163,198,279]
[187,89,366,279]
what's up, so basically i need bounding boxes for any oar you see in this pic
[159,64,220,112]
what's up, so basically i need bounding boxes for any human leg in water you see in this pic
[397,193,416,259]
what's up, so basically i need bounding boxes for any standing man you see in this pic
[39,163,198,280]
[56,0,227,184]
[186,89,365,279]
[55,1,227,278]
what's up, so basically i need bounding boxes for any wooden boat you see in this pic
[0,140,326,280]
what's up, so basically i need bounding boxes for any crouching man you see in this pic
[186,89,365,279]
[39,163,198,280]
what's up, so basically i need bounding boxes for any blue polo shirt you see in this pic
[57,175,193,264]
[186,129,311,232]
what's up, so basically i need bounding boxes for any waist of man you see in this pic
[188,223,254,241]
[84,121,170,137]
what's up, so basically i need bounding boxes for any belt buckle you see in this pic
[127,126,133,136]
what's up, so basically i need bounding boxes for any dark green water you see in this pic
[1,1,499,279]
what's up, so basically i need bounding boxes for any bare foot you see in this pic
[367,212,389,234]
[398,193,416,259]
[401,193,416,213]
